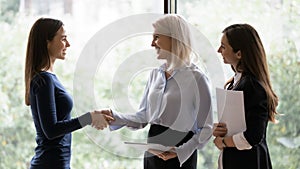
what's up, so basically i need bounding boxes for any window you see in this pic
[177,1,300,168]
[0,1,163,169]
[1,0,299,168]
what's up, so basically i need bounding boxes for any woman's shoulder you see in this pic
[238,74,265,92]
[32,71,55,81]
[188,64,208,79]
[31,72,56,88]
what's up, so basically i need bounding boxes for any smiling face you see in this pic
[217,33,241,69]
[47,26,70,62]
[151,33,172,60]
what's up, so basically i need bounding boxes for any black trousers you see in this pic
[144,124,197,169]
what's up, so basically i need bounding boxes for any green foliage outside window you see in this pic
[0,0,299,168]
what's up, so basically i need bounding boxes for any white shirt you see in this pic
[109,63,213,166]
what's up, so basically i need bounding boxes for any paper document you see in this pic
[216,88,246,136]
[124,142,174,152]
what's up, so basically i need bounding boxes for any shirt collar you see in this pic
[158,63,197,72]
[233,72,242,86]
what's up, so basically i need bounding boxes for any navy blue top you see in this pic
[29,72,91,169]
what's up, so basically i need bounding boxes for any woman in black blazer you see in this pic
[213,24,279,169]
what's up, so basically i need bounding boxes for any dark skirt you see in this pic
[144,124,197,169]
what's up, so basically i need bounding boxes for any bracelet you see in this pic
[222,137,228,147]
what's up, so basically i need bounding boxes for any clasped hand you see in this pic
[90,109,115,130]
[148,147,177,161]
[213,122,228,150]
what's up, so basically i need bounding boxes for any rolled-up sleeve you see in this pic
[233,132,252,150]
[175,74,214,166]
[109,110,147,130]
[109,72,152,131]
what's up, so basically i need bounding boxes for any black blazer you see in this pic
[223,74,272,169]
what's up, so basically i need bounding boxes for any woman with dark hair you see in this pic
[213,23,279,169]
[24,18,113,169]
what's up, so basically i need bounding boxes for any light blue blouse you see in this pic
[110,63,213,166]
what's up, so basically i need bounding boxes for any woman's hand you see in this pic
[90,109,115,130]
[213,123,228,137]
[148,147,177,161]
[98,109,115,123]
[213,137,225,150]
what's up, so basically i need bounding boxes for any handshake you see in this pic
[90,109,115,130]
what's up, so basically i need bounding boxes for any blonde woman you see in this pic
[102,14,213,169]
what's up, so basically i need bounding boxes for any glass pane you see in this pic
[0,0,163,169]
[178,1,300,169]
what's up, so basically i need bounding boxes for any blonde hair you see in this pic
[152,14,192,70]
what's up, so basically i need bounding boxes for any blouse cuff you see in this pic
[175,138,198,167]
[78,112,92,127]
[108,110,126,131]
[232,132,252,150]
[109,110,146,131]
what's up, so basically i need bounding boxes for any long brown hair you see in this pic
[24,18,63,106]
[223,24,279,122]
